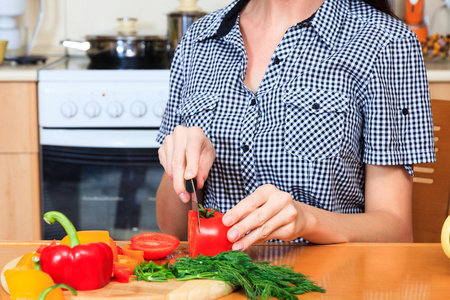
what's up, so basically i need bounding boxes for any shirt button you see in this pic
[402,108,409,115]
[241,145,250,152]
[273,56,280,64]
[312,103,320,110]
[250,99,256,105]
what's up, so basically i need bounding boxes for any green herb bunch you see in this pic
[134,250,325,300]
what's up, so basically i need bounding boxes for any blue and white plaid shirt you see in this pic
[157,0,436,242]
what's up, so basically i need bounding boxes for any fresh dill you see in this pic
[134,250,325,300]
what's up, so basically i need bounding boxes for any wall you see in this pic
[28,0,230,55]
[26,0,450,55]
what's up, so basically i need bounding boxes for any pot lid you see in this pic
[86,33,166,41]
[86,18,166,41]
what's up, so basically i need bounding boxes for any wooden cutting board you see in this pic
[1,255,234,300]
[61,279,234,300]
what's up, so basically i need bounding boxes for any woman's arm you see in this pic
[156,126,215,240]
[222,164,413,250]
[156,172,191,240]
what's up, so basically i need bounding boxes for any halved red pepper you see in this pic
[39,211,114,291]
[188,206,233,257]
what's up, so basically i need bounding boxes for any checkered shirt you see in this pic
[157,0,436,242]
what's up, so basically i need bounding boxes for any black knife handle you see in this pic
[185,178,197,193]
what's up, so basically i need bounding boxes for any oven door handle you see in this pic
[39,128,161,148]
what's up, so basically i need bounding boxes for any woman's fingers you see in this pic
[233,205,299,250]
[171,126,189,197]
[223,185,300,250]
[196,138,216,189]
[158,125,215,201]
[184,127,213,179]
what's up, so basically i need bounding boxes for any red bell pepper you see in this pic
[39,211,114,291]
[188,206,233,257]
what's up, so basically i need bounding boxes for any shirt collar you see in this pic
[196,0,349,50]
[194,0,246,42]
[311,0,349,49]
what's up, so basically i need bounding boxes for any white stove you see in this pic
[38,56,170,240]
[38,56,170,148]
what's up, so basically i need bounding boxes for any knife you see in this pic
[186,178,201,230]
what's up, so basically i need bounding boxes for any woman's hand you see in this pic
[158,125,216,202]
[222,184,304,250]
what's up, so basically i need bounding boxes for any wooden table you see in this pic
[1,242,450,299]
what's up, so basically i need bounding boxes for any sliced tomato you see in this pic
[130,232,180,260]
[113,264,134,283]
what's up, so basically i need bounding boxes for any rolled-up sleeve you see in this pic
[362,32,436,174]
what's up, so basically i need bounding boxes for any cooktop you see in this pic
[39,56,170,81]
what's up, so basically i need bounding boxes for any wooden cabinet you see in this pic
[412,82,450,242]
[429,82,450,101]
[0,82,41,240]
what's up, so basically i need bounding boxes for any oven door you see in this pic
[40,129,163,241]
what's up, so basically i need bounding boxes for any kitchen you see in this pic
[0,0,232,242]
[1,0,450,299]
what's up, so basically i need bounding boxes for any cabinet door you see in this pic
[0,82,38,153]
[0,82,40,240]
[429,82,450,101]
[0,154,41,240]
[412,83,450,242]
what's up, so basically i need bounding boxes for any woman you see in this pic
[156,0,436,250]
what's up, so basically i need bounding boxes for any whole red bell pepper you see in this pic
[39,211,114,290]
[188,205,233,257]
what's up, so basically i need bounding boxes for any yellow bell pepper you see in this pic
[16,252,40,269]
[60,230,110,245]
[60,231,119,262]
[5,257,77,300]
[6,269,65,300]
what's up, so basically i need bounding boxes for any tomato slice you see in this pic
[130,233,180,260]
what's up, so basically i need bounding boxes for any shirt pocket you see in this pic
[176,93,220,135]
[283,88,348,161]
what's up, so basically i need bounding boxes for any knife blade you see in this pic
[186,178,201,230]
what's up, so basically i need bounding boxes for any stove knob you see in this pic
[60,101,78,118]
[130,101,147,118]
[107,101,124,118]
[84,101,101,118]
[153,101,167,118]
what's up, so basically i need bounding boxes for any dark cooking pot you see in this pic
[62,26,170,69]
